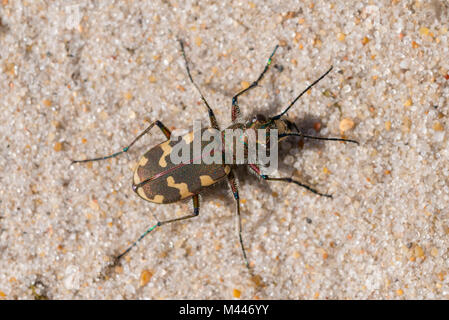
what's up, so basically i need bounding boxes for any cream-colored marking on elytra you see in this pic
[159,141,172,167]
[133,169,141,184]
[200,175,215,186]
[138,156,148,166]
[224,165,231,175]
[183,131,195,144]
[137,187,149,201]
[167,176,193,198]
[150,194,164,203]
[137,187,164,203]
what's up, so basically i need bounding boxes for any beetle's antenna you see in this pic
[271,66,333,120]
[279,132,359,144]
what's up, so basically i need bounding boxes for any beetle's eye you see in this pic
[255,114,266,122]
[286,120,299,132]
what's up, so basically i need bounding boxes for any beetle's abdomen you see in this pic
[132,130,230,204]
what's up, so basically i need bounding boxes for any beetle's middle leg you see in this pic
[231,45,279,122]
[116,194,200,261]
[249,164,332,198]
[71,120,171,165]
[227,170,250,269]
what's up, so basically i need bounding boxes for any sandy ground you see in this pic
[1,0,449,299]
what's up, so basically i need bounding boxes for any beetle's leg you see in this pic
[179,39,220,130]
[158,194,200,226]
[249,164,332,198]
[116,195,200,261]
[231,45,279,122]
[227,170,250,269]
[71,120,171,165]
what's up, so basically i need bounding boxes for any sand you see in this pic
[0,0,448,299]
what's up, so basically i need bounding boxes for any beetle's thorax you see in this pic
[221,114,296,164]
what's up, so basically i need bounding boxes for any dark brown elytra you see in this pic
[71,40,358,269]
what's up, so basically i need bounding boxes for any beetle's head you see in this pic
[246,113,297,130]
[245,113,268,129]
[244,114,299,145]
[272,115,299,136]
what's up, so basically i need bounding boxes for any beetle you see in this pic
[71,40,358,268]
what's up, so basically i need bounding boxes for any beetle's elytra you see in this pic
[132,128,232,204]
[71,40,358,268]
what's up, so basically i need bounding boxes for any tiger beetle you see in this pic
[71,40,358,269]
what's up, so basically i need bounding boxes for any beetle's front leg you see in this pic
[231,45,279,122]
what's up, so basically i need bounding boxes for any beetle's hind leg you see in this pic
[231,45,279,122]
[71,120,171,165]
[227,170,250,269]
[116,195,200,261]
[158,194,200,226]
